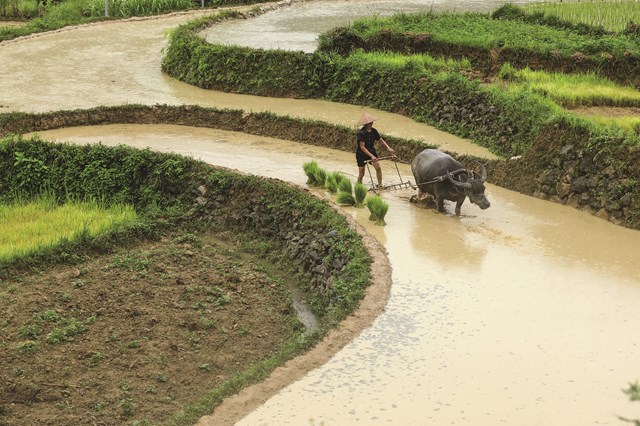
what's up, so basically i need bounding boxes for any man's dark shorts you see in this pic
[356,147,378,167]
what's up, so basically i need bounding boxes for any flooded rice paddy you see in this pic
[3,1,640,424]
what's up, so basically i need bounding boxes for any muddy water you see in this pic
[35,124,640,425]
[4,1,640,424]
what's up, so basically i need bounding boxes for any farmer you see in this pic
[356,112,395,187]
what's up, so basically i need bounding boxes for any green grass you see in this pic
[349,11,640,57]
[0,196,137,262]
[351,50,472,74]
[522,0,640,33]
[498,64,640,108]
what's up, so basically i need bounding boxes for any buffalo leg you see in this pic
[455,199,465,216]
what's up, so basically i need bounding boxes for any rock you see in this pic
[559,144,574,156]
[594,208,609,220]
[537,169,558,186]
[556,182,571,198]
[570,176,589,193]
[325,230,339,239]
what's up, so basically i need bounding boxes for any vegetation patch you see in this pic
[0,231,303,425]
[521,0,640,33]
[0,0,286,43]
[0,196,136,263]
[0,132,374,425]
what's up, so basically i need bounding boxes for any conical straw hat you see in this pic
[357,112,378,126]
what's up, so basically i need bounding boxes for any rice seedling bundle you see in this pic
[325,173,338,193]
[312,166,328,188]
[337,177,353,194]
[303,160,322,186]
[336,191,356,206]
[354,183,368,208]
[366,195,389,226]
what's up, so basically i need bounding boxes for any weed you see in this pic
[89,351,106,365]
[16,340,39,353]
[35,309,60,322]
[236,325,250,336]
[200,317,218,329]
[198,363,211,372]
[156,373,168,383]
[119,397,134,418]
[19,324,42,338]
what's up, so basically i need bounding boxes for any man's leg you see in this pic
[357,166,365,183]
[373,162,382,186]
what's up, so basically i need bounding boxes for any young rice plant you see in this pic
[366,195,389,226]
[0,196,137,263]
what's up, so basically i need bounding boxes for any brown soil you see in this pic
[0,231,303,425]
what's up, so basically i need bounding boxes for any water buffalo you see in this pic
[411,149,490,215]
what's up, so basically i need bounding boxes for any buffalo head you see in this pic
[447,163,491,210]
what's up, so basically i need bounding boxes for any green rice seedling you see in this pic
[337,177,353,195]
[366,195,389,226]
[312,166,328,188]
[0,196,137,263]
[303,160,321,186]
[354,183,368,208]
[523,0,640,33]
[325,173,338,193]
[336,191,356,206]
[506,67,640,108]
[326,171,347,193]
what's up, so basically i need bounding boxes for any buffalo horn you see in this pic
[447,169,472,189]
[479,162,488,183]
